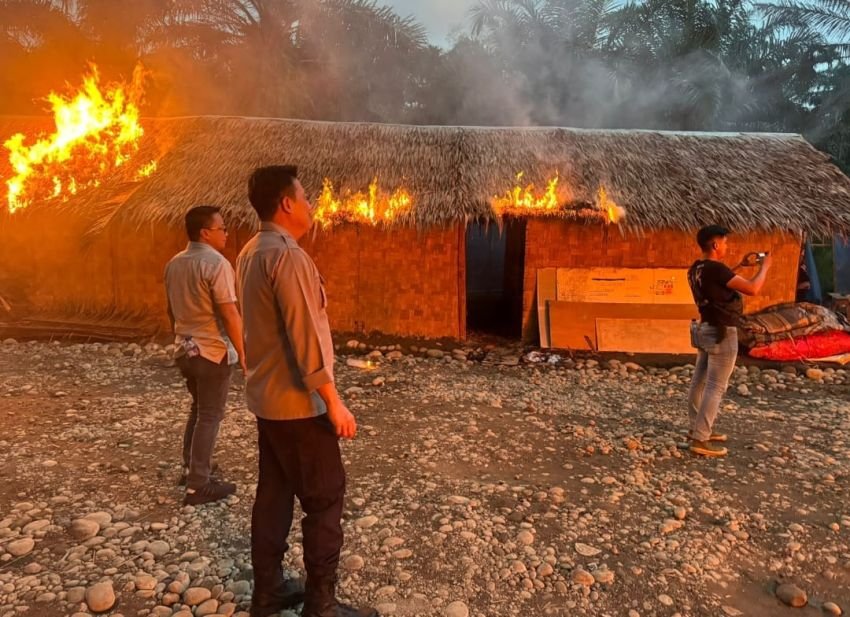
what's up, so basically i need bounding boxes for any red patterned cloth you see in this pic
[749,331,850,361]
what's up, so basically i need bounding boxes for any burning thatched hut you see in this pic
[2,116,850,349]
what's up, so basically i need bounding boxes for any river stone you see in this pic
[776,583,807,607]
[22,519,51,534]
[85,581,116,613]
[67,586,86,604]
[183,587,213,606]
[195,598,219,617]
[147,540,170,558]
[445,601,469,617]
[70,518,100,540]
[83,512,113,527]
[823,602,843,616]
[572,568,595,586]
[343,554,365,571]
[7,538,35,556]
[135,574,156,591]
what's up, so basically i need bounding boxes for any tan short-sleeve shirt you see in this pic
[164,242,238,364]
[236,223,335,420]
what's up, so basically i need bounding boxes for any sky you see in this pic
[383,0,478,47]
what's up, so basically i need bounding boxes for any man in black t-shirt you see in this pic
[686,225,772,457]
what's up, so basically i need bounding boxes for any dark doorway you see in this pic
[465,218,526,337]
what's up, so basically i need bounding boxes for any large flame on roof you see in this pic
[596,186,626,224]
[492,172,625,223]
[314,178,413,228]
[3,64,155,213]
[492,172,567,216]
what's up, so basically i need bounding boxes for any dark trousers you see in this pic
[251,414,346,593]
[177,355,231,489]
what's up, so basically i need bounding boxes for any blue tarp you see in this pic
[835,236,850,295]
[803,241,823,303]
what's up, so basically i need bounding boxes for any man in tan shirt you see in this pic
[165,205,245,506]
[236,167,375,617]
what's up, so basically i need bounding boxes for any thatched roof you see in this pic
[2,115,850,235]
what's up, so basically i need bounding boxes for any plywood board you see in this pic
[537,268,557,348]
[596,318,694,354]
[648,269,693,305]
[549,301,699,351]
[556,267,692,305]
[556,268,648,303]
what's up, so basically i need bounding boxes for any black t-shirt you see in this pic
[687,260,743,327]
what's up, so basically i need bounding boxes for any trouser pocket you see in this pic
[689,321,700,349]
[697,325,721,353]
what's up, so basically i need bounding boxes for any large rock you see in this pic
[135,574,157,591]
[22,519,51,534]
[85,582,116,613]
[7,538,35,557]
[195,598,219,617]
[571,568,595,586]
[823,602,843,616]
[66,586,86,604]
[70,518,100,540]
[147,540,170,558]
[183,587,213,606]
[776,583,807,607]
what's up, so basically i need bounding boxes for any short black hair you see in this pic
[248,165,299,221]
[696,225,730,251]
[185,205,221,241]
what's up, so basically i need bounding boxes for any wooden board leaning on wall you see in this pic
[539,268,698,353]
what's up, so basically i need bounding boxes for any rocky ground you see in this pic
[0,337,848,617]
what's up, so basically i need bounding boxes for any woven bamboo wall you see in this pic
[522,220,802,341]
[0,210,124,317]
[301,225,464,339]
[1,215,464,340]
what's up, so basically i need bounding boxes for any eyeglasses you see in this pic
[204,226,228,233]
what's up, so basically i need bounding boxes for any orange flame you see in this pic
[314,178,413,228]
[4,64,155,213]
[491,172,569,217]
[596,186,626,223]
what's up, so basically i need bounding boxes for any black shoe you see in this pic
[302,600,378,617]
[302,577,378,617]
[177,461,221,486]
[183,480,236,506]
[250,578,306,617]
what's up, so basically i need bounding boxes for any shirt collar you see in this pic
[259,222,298,243]
[187,241,217,253]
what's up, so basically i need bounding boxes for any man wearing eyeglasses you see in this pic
[165,205,246,505]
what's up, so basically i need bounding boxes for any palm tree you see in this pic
[758,0,850,54]
[467,0,617,125]
[138,0,305,117]
[0,0,94,114]
[297,0,430,121]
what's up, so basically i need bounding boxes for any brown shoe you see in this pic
[689,440,728,457]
